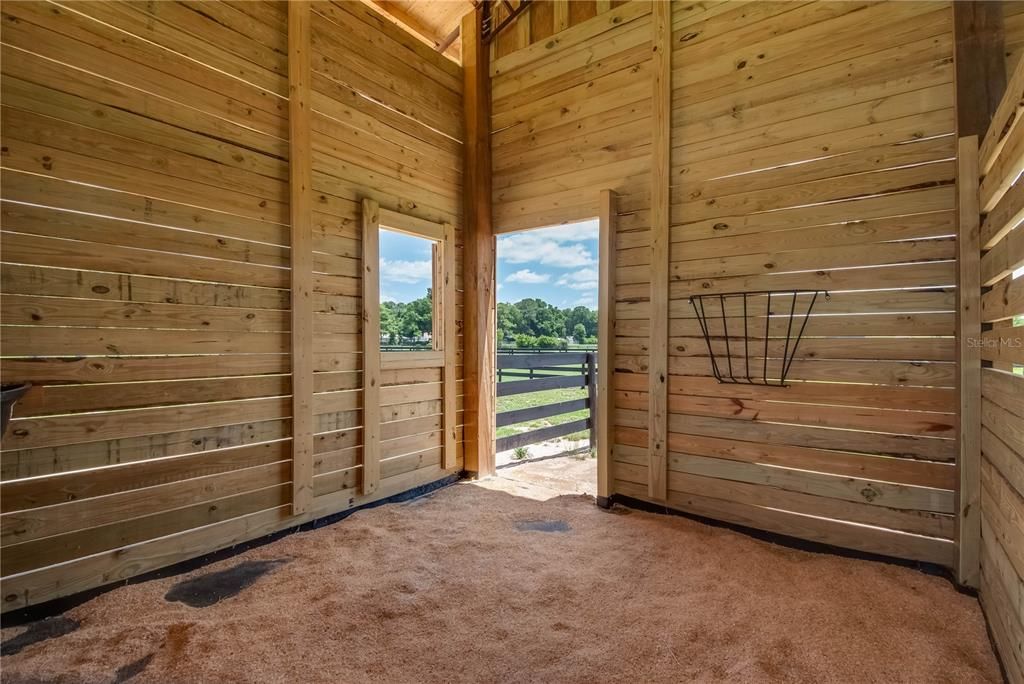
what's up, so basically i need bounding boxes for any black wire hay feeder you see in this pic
[688,290,828,387]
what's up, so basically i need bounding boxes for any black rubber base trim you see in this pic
[979,601,1013,684]
[2,474,461,628]
[608,493,966,588]
[595,496,612,510]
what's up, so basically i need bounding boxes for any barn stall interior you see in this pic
[0,0,1022,682]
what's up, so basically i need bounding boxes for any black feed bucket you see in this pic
[1,383,31,437]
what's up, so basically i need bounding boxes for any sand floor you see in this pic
[497,449,597,496]
[0,479,1002,683]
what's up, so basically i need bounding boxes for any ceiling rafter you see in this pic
[362,0,535,63]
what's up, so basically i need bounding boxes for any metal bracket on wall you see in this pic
[689,290,828,387]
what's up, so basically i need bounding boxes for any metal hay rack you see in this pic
[688,290,828,387]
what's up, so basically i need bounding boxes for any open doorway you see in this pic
[492,219,600,496]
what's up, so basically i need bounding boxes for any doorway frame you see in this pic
[482,190,617,504]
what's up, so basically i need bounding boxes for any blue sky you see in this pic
[379,220,600,309]
[497,220,599,309]
[378,229,435,303]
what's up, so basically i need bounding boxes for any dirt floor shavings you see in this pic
[0,616,80,657]
[0,480,1003,683]
[164,559,288,608]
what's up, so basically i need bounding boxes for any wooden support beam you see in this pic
[361,198,382,495]
[954,1,1006,139]
[553,0,569,32]
[442,221,458,470]
[647,0,671,501]
[952,0,1005,590]
[597,189,617,504]
[955,136,982,589]
[288,0,314,515]
[462,7,496,477]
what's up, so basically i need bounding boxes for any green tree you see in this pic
[497,301,523,343]
[535,335,559,349]
[380,301,401,344]
[572,323,587,342]
[565,305,597,338]
[514,333,537,348]
[515,298,565,338]
[379,289,433,345]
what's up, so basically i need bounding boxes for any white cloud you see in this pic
[574,294,597,308]
[381,292,397,303]
[556,267,598,291]
[505,269,550,284]
[498,221,598,269]
[379,258,432,284]
[500,235,594,268]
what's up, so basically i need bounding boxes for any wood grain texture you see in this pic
[598,189,617,500]
[977,9,1024,672]
[361,198,382,496]
[648,0,670,501]
[462,6,496,477]
[443,221,458,469]
[0,0,464,612]
[956,135,982,589]
[490,0,965,566]
[953,0,1006,139]
[289,0,314,515]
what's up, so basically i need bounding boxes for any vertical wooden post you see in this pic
[586,351,597,457]
[432,242,445,351]
[361,198,382,495]
[956,136,982,588]
[442,221,458,470]
[597,189,617,505]
[462,7,497,477]
[553,0,569,32]
[953,0,1005,589]
[288,0,314,515]
[954,2,1006,139]
[647,0,671,501]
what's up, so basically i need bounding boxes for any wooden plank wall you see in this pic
[976,8,1024,679]
[489,0,628,61]
[1006,1,1024,76]
[0,0,463,612]
[492,0,962,566]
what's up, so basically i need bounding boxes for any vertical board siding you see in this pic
[977,8,1024,679]
[492,0,959,566]
[0,0,463,612]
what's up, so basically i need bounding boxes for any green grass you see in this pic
[495,381,590,440]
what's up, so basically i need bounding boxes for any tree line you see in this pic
[498,298,597,348]
[380,292,597,348]
[380,290,433,345]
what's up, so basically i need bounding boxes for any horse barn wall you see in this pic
[975,4,1024,681]
[0,1,464,611]
[492,0,962,566]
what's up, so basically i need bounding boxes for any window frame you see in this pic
[362,203,454,368]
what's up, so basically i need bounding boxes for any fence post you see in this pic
[586,352,597,453]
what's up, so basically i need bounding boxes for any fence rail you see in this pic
[495,352,596,455]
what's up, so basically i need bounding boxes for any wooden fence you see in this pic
[495,352,596,454]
